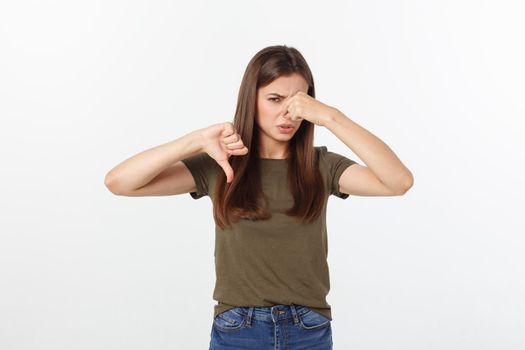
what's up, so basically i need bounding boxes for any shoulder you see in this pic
[315,145,358,198]
[314,145,329,167]
[315,145,328,154]
[315,145,354,166]
[180,151,222,186]
[315,145,356,163]
[181,152,220,171]
[180,152,222,200]
[314,145,328,160]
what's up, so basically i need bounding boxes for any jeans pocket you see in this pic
[213,307,246,332]
[298,307,331,330]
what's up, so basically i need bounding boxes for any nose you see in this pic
[281,113,303,123]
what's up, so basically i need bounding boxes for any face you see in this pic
[255,73,309,150]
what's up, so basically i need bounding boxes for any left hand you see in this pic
[278,91,336,127]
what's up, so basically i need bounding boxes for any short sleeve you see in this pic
[318,146,358,199]
[180,152,216,200]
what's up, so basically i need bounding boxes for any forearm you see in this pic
[104,128,206,192]
[323,108,413,192]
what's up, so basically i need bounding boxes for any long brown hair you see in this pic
[213,45,326,229]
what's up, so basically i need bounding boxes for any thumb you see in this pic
[216,159,234,183]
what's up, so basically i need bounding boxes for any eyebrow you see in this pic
[266,93,287,98]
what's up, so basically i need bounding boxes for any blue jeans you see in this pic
[209,303,333,350]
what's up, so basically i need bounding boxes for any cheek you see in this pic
[260,102,281,121]
[257,103,270,122]
[258,101,269,116]
[256,100,282,131]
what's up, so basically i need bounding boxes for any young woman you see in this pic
[105,45,413,350]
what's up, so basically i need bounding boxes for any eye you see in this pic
[269,97,280,102]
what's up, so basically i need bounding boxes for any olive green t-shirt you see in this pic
[181,146,357,321]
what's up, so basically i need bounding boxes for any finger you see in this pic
[283,109,295,120]
[216,159,234,183]
[222,123,235,138]
[278,97,293,118]
[285,104,296,121]
[223,133,240,144]
[227,146,248,155]
[225,139,245,149]
[278,101,289,118]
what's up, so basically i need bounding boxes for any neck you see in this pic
[258,137,289,159]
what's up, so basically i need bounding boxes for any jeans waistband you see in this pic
[231,304,311,324]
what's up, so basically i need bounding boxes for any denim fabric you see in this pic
[209,304,333,350]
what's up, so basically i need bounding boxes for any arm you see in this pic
[323,109,414,196]
[104,129,206,196]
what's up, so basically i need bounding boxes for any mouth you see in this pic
[277,124,294,134]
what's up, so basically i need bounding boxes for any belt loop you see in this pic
[290,304,299,324]
[246,307,254,326]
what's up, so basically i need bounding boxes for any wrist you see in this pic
[190,128,208,154]
[323,107,341,128]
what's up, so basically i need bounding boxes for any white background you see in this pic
[1,1,524,349]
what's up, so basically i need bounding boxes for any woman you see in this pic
[104,45,413,350]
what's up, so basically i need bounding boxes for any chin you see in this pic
[275,133,294,139]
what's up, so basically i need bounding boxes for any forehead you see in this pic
[259,73,309,94]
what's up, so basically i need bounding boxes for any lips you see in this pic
[277,124,294,134]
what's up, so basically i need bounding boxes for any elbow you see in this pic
[104,173,124,195]
[396,173,414,195]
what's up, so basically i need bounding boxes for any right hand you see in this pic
[200,122,249,183]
